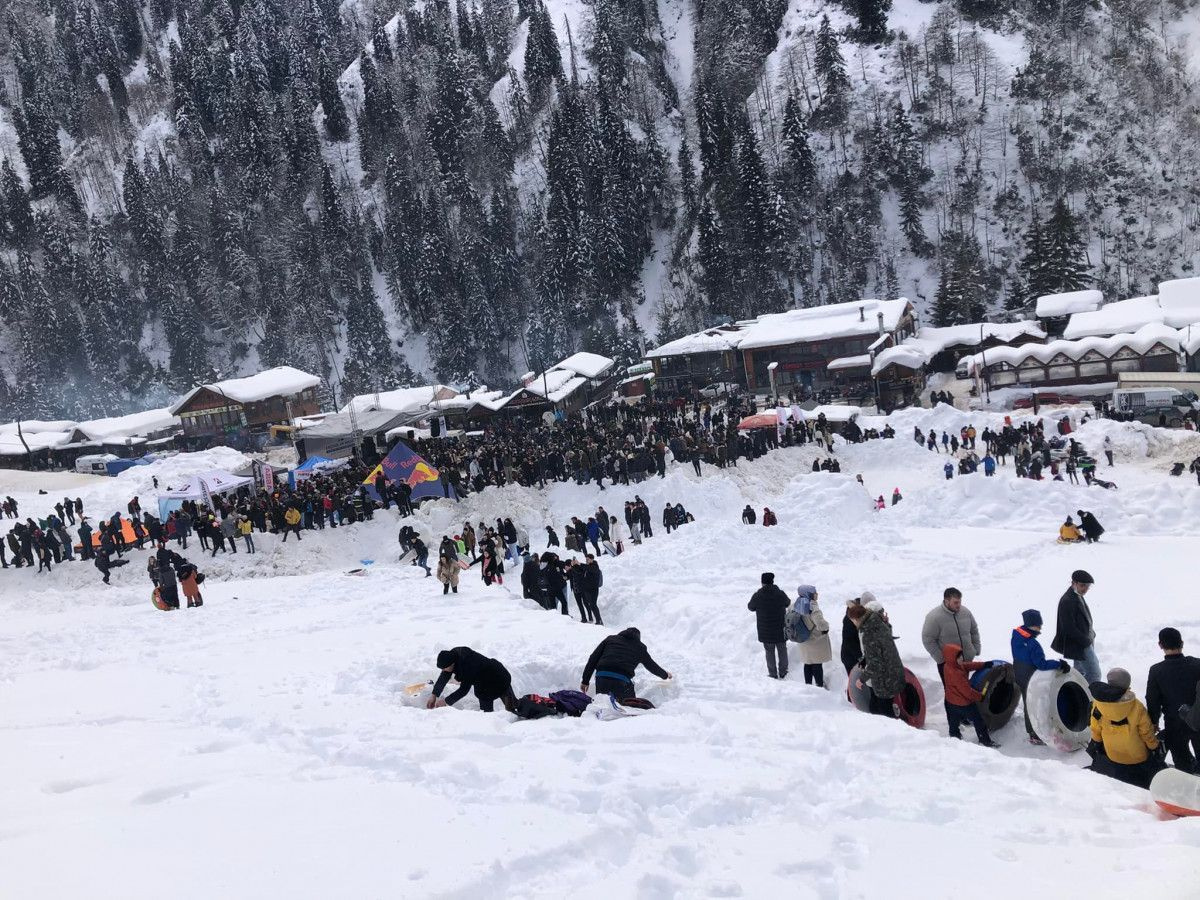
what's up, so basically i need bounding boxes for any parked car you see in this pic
[697,382,737,399]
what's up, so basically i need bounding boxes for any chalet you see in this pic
[170,366,321,449]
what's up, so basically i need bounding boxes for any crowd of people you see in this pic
[744,567,1200,790]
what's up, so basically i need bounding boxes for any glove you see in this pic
[1058,661,1071,673]
[1085,740,1102,759]
[1153,742,1168,761]
[983,661,995,669]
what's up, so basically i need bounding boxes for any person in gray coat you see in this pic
[220,514,239,554]
[748,572,790,679]
[921,587,981,682]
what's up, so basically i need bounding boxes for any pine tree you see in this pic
[934,230,989,325]
[317,51,350,142]
[697,197,731,313]
[813,16,850,129]
[1015,212,1053,309]
[779,94,817,202]
[1044,197,1090,293]
[854,0,892,43]
[1,160,34,247]
[678,135,696,216]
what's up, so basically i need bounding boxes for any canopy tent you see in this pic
[157,469,254,522]
[293,455,350,481]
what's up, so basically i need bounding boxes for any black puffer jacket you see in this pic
[747,583,790,643]
[582,628,668,683]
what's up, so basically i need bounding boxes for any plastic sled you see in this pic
[970,662,1019,732]
[457,560,470,570]
[1151,768,1200,817]
[397,681,434,708]
[593,693,654,721]
[151,587,173,611]
[345,568,367,577]
[1026,668,1092,751]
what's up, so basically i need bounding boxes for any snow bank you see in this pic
[1035,289,1103,319]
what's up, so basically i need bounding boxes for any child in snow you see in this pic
[762,508,777,527]
[941,643,999,747]
[1058,517,1083,543]
[1087,668,1164,788]
[1010,610,1071,745]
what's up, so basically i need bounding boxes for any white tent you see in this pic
[161,470,254,500]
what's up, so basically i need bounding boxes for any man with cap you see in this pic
[748,573,791,679]
[1051,570,1101,685]
[1011,610,1071,745]
[1086,667,1164,789]
[921,587,981,683]
[427,647,516,712]
[1146,627,1200,773]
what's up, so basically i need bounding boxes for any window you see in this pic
[990,370,1018,386]
[1047,364,1076,381]
[1078,361,1108,377]
[1110,358,1141,373]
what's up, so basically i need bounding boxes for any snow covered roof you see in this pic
[0,419,78,435]
[1036,290,1103,319]
[1063,284,1200,340]
[171,367,321,414]
[964,323,1181,374]
[297,409,413,439]
[736,299,912,351]
[0,429,71,456]
[827,354,872,370]
[645,324,748,359]
[523,369,588,403]
[553,352,615,380]
[340,384,458,416]
[429,389,509,413]
[67,408,180,444]
[808,405,861,423]
[872,346,928,375]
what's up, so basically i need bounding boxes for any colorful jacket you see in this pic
[1010,627,1062,689]
[942,643,986,706]
[1090,683,1158,765]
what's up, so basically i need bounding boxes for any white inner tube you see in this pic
[1027,667,1093,751]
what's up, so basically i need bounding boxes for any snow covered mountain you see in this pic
[1,0,1198,419]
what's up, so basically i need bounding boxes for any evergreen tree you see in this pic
[854,0,892,43]
[1044,197,1090,293]
[934,230,989,325]
[779,95,817,202]
[317,51,350,142]
[813,16,850,129]
[678,135,696,216]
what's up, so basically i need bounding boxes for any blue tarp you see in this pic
[106,455,156,476]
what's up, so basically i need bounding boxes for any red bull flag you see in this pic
[363,441,458,503]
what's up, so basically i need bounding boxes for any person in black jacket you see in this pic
[581,555,603,625]
[581,627,670,700]
[748,572,791,678]
[1146,627,1200,773]
[521,552,546,608]
[741,505,756,525]
[427,647,516,712]
[542,553,569,615]
[1051,570,1100,685]
[1076,510,1105,543]
[841,594,868,674]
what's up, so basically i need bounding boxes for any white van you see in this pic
[74,454,118,475]
[1111,388,1199,426]
[955,358,971,380]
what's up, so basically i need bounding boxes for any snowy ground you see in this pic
[2,406,1200,896]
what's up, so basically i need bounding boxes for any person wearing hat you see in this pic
[1076,510,1105,543]
[1087,667,1164,789]
[748,573,791,679]
[1051,570,1101,685]
[427,647,516,712]
[1146,627,1200,773]
[1011,610,1071,745]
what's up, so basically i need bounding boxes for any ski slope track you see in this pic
[2,406,1200,896]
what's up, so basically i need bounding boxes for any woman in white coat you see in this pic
[608,516,626,555]
[795,585,832,687]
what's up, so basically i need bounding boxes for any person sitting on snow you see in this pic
[1086,667,1165,789]
[1058,517,1083,543]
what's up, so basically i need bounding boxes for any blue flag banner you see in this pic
[363,441,458,503]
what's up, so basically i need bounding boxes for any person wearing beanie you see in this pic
[748,572,791,679]
[921,587,982,681]
[1146,627,1200,772]
[427,647,516,712]
[1052,570,1101,685]
[841,596,866,674]
[1058,517,1083,543]
[1087,667,1164,789]
[581,627,671,700]
[1011,609,1071,745]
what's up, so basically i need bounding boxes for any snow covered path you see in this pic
[2,407,1200,895]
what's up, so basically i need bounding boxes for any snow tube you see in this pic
[970,662,1019,732]
[1151,767,1200,817]
[151,588,172,611]
[847,664,926,728]
[1026,667,1092,751]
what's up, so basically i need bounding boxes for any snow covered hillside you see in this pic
[2,407,1199,896]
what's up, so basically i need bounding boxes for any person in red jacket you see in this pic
[942,642,999,747]
[762,508,778,527]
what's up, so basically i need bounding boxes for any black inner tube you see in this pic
[899,682,921,717]
[1056,681,1091,732]
[987,679,1017,715]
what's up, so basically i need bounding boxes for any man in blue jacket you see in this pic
[1012,609,1071,745]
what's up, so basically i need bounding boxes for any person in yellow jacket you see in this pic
[237,515,255,554]
[1058,517,1083,543]
[282,506,303,542]
[1086,667,1166,789]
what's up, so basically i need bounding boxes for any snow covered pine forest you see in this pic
[1,0,1199,418]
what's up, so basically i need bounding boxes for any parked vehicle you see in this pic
[1111,387,1199,427]
[698,382,737,399]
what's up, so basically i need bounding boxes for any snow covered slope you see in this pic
[1,409,1199,895]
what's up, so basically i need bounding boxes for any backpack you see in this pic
[549,690,594,717]
[514,694,561,719]
[784,607,812,643]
